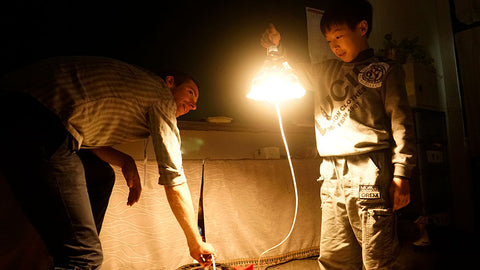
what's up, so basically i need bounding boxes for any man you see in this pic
[0,56,215,269]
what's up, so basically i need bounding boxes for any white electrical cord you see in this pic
[257,102,299,269]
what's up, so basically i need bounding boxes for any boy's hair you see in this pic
[158,69,199,88]
[320,0,373,38]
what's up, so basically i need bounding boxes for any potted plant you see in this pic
[380,33,435,69]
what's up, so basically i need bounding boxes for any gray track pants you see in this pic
[318,150,399,270]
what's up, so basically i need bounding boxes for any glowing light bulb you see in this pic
[247,46,303,267]
[247,45,306,102]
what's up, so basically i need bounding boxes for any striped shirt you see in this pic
[1,56,185,185]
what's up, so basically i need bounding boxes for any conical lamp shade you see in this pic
[248,46,305,102]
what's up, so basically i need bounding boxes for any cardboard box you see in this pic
[403,63,442,110]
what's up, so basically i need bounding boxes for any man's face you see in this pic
[169,78,199,117]
[325,21,368,63]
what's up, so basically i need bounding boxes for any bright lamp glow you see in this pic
[247,46,306,102]
[248,46,304,267]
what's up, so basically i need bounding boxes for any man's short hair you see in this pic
[320,0,373,38]
[158,69,199,88]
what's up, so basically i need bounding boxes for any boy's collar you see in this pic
[351,48,374,63]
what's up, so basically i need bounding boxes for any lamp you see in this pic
[247,45,306,102]
[248,45,305,269]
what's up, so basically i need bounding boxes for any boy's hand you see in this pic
[260,23,281,48]
[390,177,410,211]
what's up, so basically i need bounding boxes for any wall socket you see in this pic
[426,150,443,163]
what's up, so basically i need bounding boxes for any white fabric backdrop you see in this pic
[202,159,321,268]
[1,158,321,269]
[100,160,204,270]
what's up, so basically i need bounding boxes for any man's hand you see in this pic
[189,241,216,267]
[260,23,281,49]
[121,157,142,206]
[164,183,216,267]
[390,177,410,211]
[90,147,142,206]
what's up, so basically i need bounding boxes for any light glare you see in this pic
[248,50,306,102]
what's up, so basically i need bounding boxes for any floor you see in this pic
[2,209,478,270]
[393,219,479,270]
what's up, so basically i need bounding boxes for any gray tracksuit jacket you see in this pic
[295,49,416,179]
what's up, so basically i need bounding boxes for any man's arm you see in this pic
[146,101,216,264]
[89,147,142,206]
[164,183,216,267]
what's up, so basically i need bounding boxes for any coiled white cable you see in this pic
[257,102,299,269]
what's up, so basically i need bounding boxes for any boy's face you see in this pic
[325,21,369,63]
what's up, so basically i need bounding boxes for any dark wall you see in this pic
[1,0,326,123]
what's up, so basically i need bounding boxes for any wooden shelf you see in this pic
[177,120,314,134]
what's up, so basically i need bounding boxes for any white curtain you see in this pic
[101,158,321,269]
[202,159,321,268]
[100,160,203,270]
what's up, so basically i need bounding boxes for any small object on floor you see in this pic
[233,264,254,270]
[413,236,430,247]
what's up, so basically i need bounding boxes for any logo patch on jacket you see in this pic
[359,185,381,199]
[358,62,389,88]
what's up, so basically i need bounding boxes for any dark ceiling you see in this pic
[1,0,325,122]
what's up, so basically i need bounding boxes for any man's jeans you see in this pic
[0,91,114,269]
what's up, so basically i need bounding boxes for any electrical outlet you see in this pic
[426,150,443,163]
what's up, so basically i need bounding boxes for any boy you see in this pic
[261,0,416,269]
